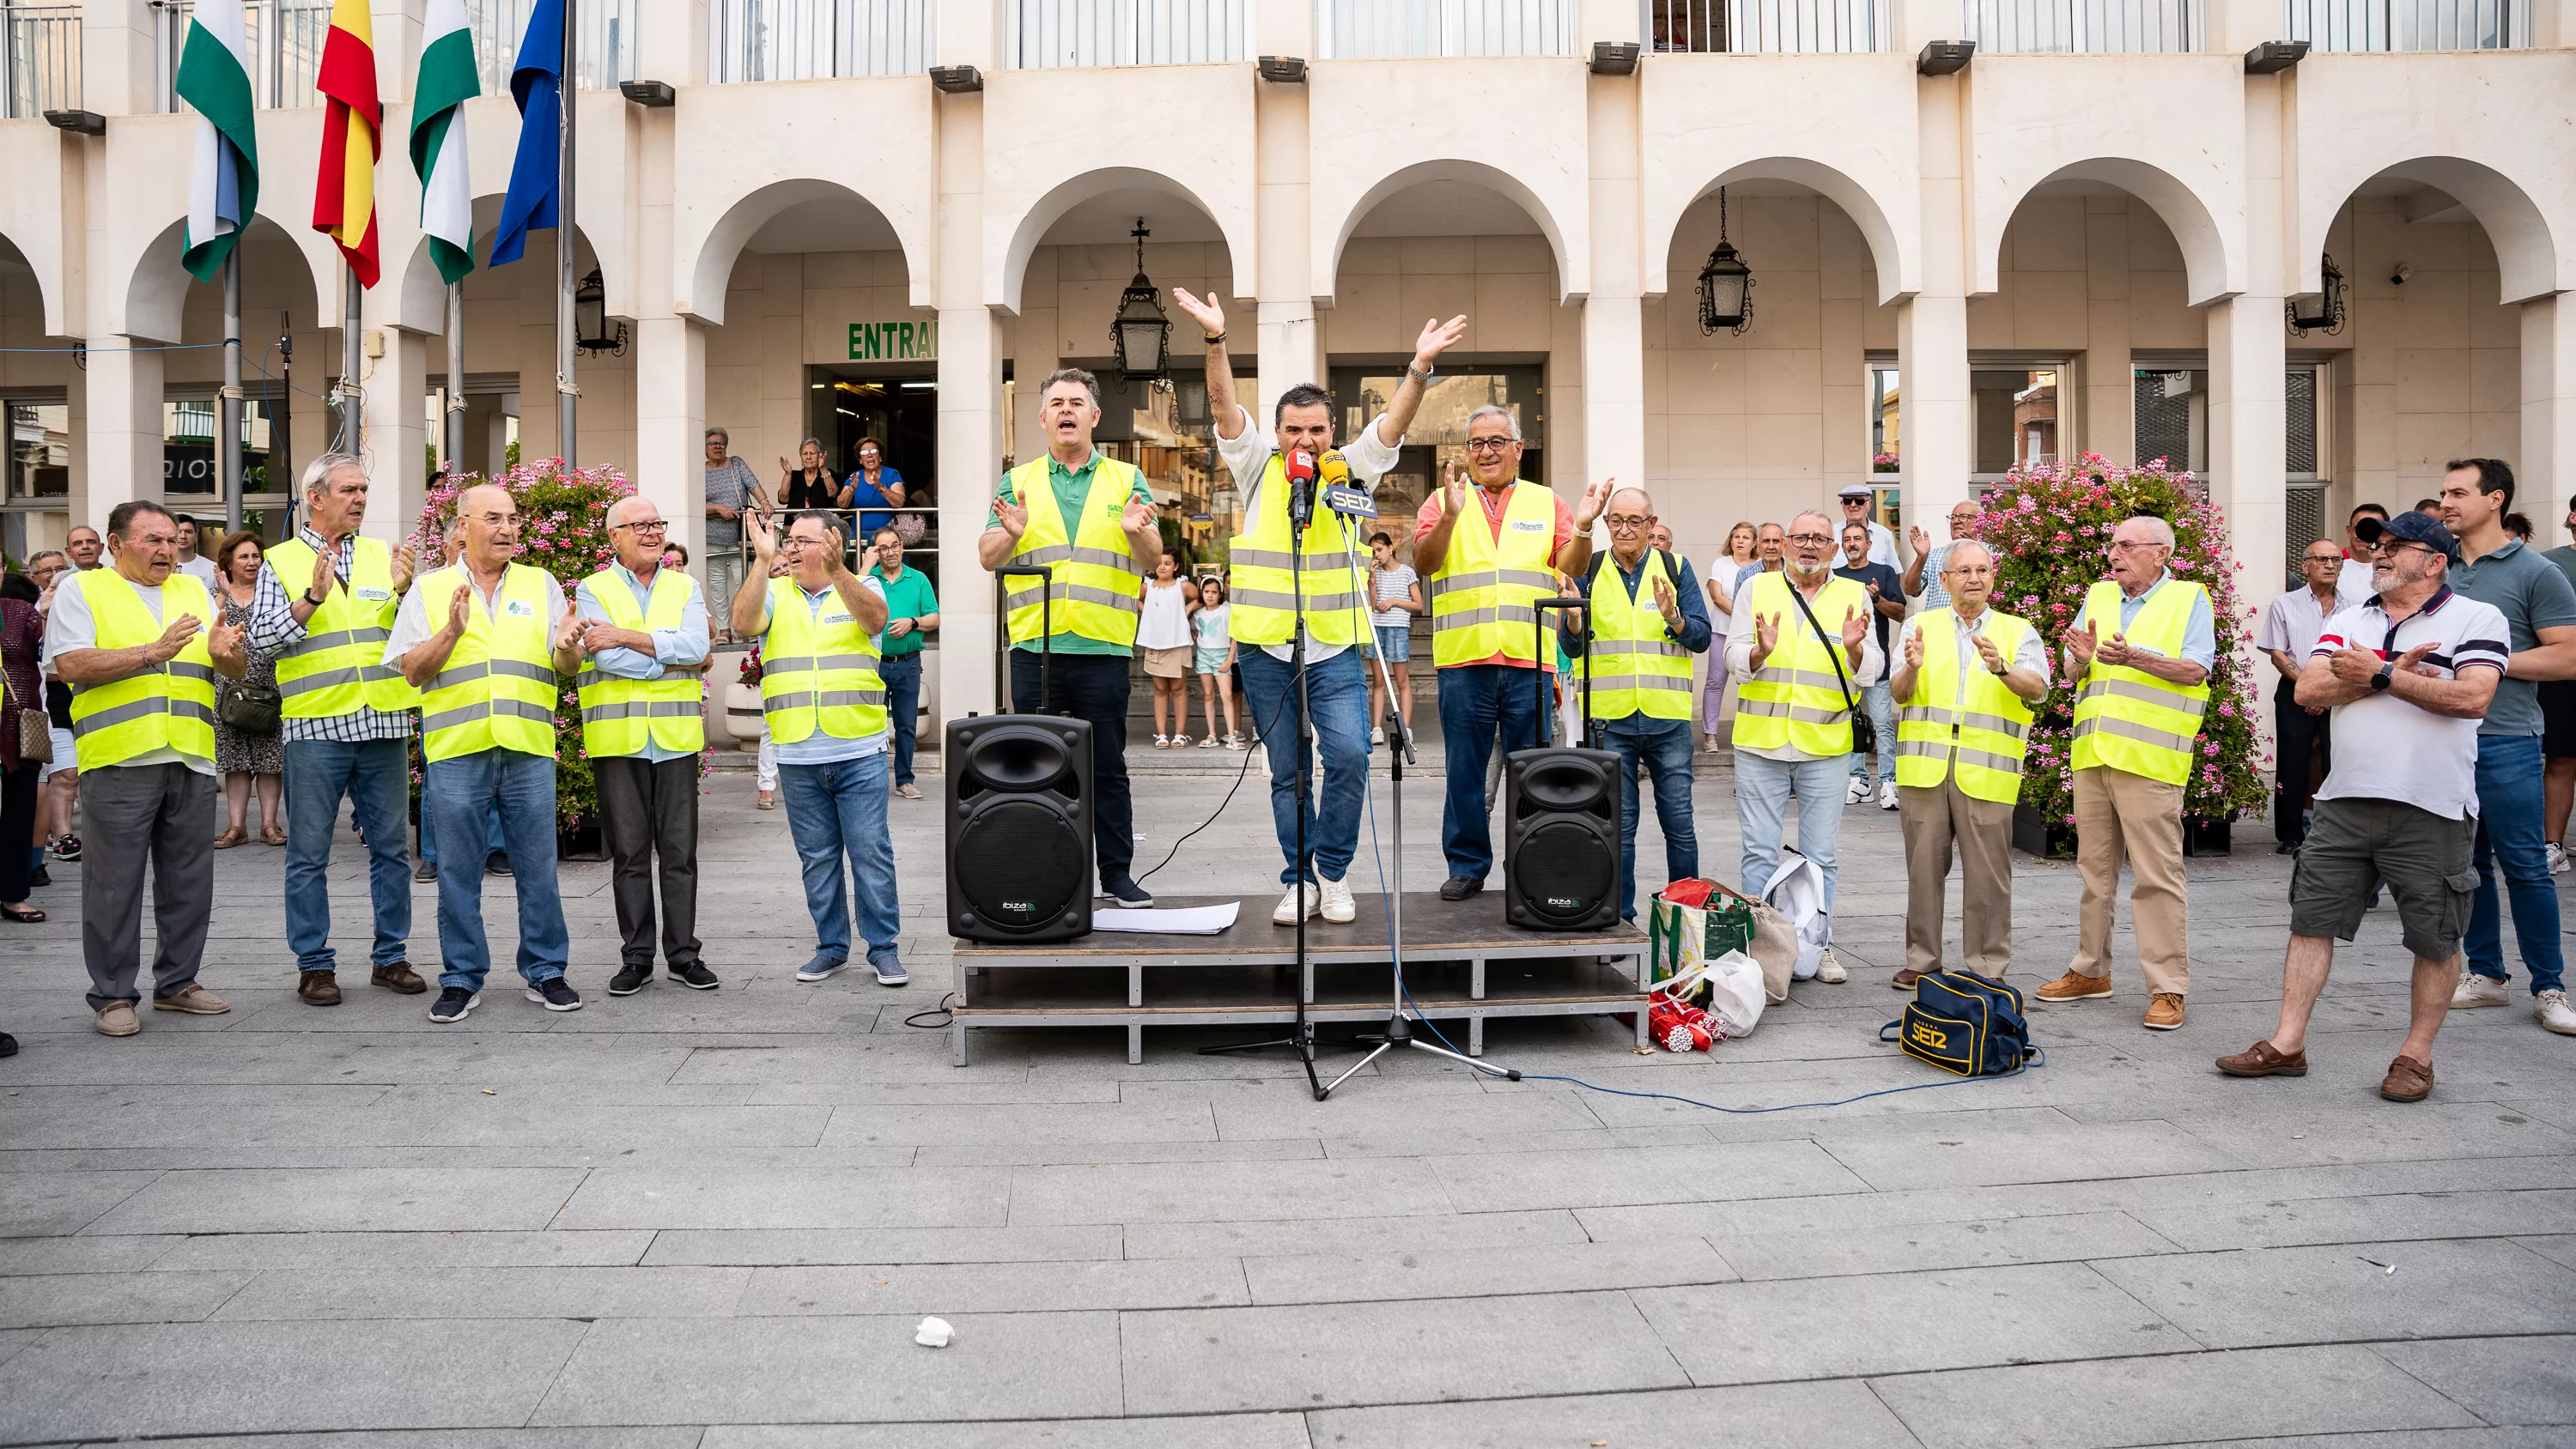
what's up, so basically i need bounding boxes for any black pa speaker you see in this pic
[945,714,1094,943]
[1503,596,1621,931]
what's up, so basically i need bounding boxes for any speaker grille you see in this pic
[955,798,1087,930]
[1514,818,1616,924]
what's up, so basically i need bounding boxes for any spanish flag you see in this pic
[312,0,380,285]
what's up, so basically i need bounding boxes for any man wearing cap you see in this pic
[1836,485,1899,572]
[2037,513,2215,1032]
[2219,509,2506,1101]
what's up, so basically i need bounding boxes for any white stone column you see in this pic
[2524,295,2576,550]
[2208,293,2287,604]
[635,315,707,566]
[82,339,162,529]
[938,306,1003,722]
[80,0,158,115]
[361,325,429,543]
[1581,62,1643,512]
[1254,42,1315,416]
[1898,296,1971,527]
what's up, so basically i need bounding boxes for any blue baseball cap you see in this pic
[2356,510,2457,558]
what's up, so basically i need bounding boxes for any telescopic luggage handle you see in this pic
[1533,596,1593,749]
[994,564,1053,716]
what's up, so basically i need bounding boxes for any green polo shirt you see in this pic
[987,450,1153,657]
[868,563,939,657]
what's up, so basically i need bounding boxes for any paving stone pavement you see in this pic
[3,759,2573,1447]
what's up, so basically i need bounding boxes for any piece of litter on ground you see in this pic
[482,1088,496,1095]
[914,1316,954,1347]
[2359,1258,2395,1275]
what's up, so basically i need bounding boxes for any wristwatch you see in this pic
[1406,362,1435,385]
[2371,660,2395,692]
[302,588,328,607]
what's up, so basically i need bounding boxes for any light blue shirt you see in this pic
[573,563,711,765]
[762,578,889,767]
[2069,568,2217,671]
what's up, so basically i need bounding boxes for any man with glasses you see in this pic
[573,496,715,996]
[1835,484,1899,571]
[1838,519,1906,810]
[1414,407,1609,900]
[868,525,939,801]
[2038,515,2215,1031]
[1728,509,1875,983]
[2258,541,2359,855]
[1905,500,1982,612]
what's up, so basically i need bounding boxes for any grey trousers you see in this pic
[82,762,218,1009]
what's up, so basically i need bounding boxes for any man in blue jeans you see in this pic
[2434,461,2576,1034]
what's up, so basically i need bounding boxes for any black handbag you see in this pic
[217,681,283,736]
[1783,578,1874,757]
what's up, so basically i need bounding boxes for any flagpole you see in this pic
[221,252,244,533]
[340,264,364,456]
[554,3,576,469]
[447,281,466,471]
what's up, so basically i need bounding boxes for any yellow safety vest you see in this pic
[265,536,420,718]
[416,563,562,762]
[1003,454,1146,649]
[1729,570,1872,757]
[2069,578,2210,785]
[1429,481,1558,668]
[575,566,707,757]
[1894,608,2035,803]
[1583,549,1693,720]
[67,570,217,771]
[1227,451,1366,648]
[760,576,887,744]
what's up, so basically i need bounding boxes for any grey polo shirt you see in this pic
[2447,537,2576,737]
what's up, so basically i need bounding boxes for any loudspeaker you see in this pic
[945,714,1094,943]
[1503,743,1622,931]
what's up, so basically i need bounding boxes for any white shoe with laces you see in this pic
[1815,947,1848,984]
[1272,882,1318,925]
[2550,842,2569,875]
[1845,778,1868,804]
[1319,875,1357,924]
[2537,988,2576,1035]
[1879,781,1899,810]
[2451,973,2512,1009]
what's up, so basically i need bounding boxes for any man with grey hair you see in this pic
[246,452,428,1006]
[703,427,763,642]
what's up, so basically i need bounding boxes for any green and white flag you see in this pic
[409,0,480,285]
[177,0,258,282]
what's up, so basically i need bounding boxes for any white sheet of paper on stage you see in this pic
[1092,902,1239,935]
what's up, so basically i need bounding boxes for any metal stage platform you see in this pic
[951,893,1649,1064]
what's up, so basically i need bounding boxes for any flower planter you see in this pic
[724,682,766,750]
[2182,815,2233,858]
[2012,804,2075,860]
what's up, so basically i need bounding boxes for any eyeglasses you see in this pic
[2105,539,2166,555]
[1784,532,1833,547]
[1464,436,1516,454]
[1603,515,1651,532]
[614,519,668,534]
[1946,565,1995,579]
[465,511,515,527]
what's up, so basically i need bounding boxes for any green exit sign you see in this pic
[849,321,937,361]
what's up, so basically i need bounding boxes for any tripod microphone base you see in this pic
[1319,1011,1523,1098]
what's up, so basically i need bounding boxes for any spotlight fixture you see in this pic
[1589,41,1640,75]
[929,65,983,94]
[1917,40,1974,75]
[619,80,675,106]
[43,108,104,135]
[1257,55,1307,82]
[2243,40,2308,73]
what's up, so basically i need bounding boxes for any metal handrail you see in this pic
[1316,0,1574,57]
[710,0,937,82]
[2284,0,2529,48]
[1006,0,1246,68]
[153,0,634,112]
[3,3,81,118]
[1962,0,2201,51]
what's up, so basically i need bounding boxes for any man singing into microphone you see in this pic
[1170,288,1463,925]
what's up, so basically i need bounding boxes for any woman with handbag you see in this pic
[210,532,285,847]
[0,570,46,923]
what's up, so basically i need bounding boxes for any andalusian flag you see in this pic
[177,0,258,282]
[410,0,480,285]
[312,0,382,284]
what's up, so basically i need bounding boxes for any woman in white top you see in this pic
[1191,575,1242,748]
[1364,531,1424,746]
[1137,553,1200,746]
[1703,520,1759,750]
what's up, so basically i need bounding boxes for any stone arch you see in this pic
[121,210,337,344]
[675,178,927,328]
[1317,158,1580,305]
[989,167,1249,318]
[1982,157,2235,306]
[2301,155,2562,304]
[392,197,615,335]
[1647,156,1913,306]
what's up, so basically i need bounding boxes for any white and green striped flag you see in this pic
[409,0,480,285]
[177,0,259,282]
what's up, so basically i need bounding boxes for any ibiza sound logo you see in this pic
[1001,900,1035,915]
[1546,896,1582,909]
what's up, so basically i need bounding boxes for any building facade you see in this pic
[2,0,2572,724]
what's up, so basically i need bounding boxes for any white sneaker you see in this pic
[2551,842,2569,875]
[1370,726,1384,745]
[1319,875,1357,924]
[1272,882,1318,925]
[1815,947,1848,984]
[2537,988,2576,1035]
[2451,973,2512,1009]
[1879,781,1899,810]
[1845,778,1868,804]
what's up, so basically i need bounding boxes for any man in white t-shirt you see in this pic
[172,514,221,590]
[2219,510,2506,1103]
[2337,502,2387,600]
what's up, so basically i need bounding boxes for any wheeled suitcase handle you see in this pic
[1533,596,1592,749]
[994,563,1053,716]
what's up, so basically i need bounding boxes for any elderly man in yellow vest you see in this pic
[979,367,1163,907]
[386,483,586,1024]
[735,508,903,985]
[44,500,250,1034]
[246,453,424,1008]
[2038,513,2216,1030]
[574,494,714,996]
[1414,411,1610,900]
[1888,540,2050,988]
[1728,508,1876,983]
[1170,288,1463,923]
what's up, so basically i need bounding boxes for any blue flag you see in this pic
[487,0,562,268]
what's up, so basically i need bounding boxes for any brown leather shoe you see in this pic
[1893,968,1926,991]
[297,971,342,1006]
[151,984,231,1016]
[2381,1053,2433,1102]
[2216,1040,2306,1076]
[2036,970,2114,1002]
[371,962,428,995]
[2142,993,2186,1031]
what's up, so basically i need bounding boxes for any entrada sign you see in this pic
[849,321,937,362]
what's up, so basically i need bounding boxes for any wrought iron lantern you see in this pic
[574,269,629,356]
[1111,219,1172,383]
[2286,253,2347,336]
[1697,188,1754,336]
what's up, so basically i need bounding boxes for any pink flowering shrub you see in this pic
[1975,454,2269,833]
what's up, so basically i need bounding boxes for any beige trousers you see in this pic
[1898,774,2018,977]
[2069,764,2190,995]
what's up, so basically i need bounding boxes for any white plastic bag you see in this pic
[1759,851,1832,981]
[1700,949,1767,1038]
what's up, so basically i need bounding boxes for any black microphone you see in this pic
[1285,447,1316,529]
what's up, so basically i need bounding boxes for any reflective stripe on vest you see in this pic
[2069,578,2210,785]
[417,564,562,762]
[575,566,707,756]
[1584,549,1693,720]
[1893,608,2036,804]
[1728,571,1870,757]
[68,571,219,770]
[1004,455,1145,648]
[1227,452,1368,647]
[264,537,421,718]
[760,577,887,744]
[1429,482,1558,668]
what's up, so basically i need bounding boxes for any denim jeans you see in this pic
[1735,749,1847,940]
[1236,647,1370,885]
[419,794,505,867]
[425,749,569,993]
[1601,714,1698,921]
[881,653,923,786]
[1438,662,1543,881]
[283,737,413,973]
[778,752,902,967]
[2465,732,2564,994]
[1847,681,1898,788]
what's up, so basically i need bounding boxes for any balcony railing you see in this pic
[711,0,936,82]
[3,3,80,118]
[1649,0,1888,52]
[154,0,633,112]
[1006,0,1245,68]
[1317,0,1575,58]
[2285,0,2529,48]
[1964,0,2202,51]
